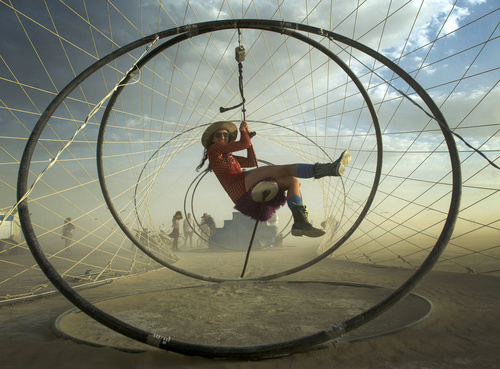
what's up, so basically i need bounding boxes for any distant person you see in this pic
[62,217,75,248]
[183,213,195,248]
[200,213,216,236]
[267,213,279,228]
[198,215,210,242]
[267,213,282,248]
[169,211,183,251]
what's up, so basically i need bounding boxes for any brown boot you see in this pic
[291,205,325,237]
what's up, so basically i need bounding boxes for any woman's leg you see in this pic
[244,164,300,192]
[244,165,325,238]
[245,150,351,190]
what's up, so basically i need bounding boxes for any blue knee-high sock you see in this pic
[296,164,314,178]
[287,195,303,210]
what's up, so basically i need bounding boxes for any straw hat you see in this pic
[201,121,238,148]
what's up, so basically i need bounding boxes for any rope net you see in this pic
[0,1,498,304]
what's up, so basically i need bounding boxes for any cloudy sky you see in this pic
[0,0,498,256]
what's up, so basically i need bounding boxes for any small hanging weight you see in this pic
[235,45,246,62]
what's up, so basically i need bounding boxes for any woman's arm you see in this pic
[233,142,257,168]
[208,121,257,167]
[236,121,257,167]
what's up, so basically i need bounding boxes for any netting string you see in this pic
[325,34,499,171]
[0,35,160,228]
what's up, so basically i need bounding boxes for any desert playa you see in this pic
[1,1,498,368]
[1,245,498,369]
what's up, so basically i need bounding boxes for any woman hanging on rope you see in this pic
[197,120,351,238]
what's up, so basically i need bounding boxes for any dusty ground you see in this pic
[1,245,499,368]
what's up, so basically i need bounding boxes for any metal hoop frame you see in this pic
[96,25,382,282]
[17,19,460,360]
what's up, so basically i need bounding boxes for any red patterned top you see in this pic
[208,130,257,204]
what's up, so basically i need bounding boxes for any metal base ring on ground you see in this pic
[52,281,433,354]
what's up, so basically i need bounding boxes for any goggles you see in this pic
[214,132,229,139]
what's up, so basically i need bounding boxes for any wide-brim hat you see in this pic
[201,121,238,148]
